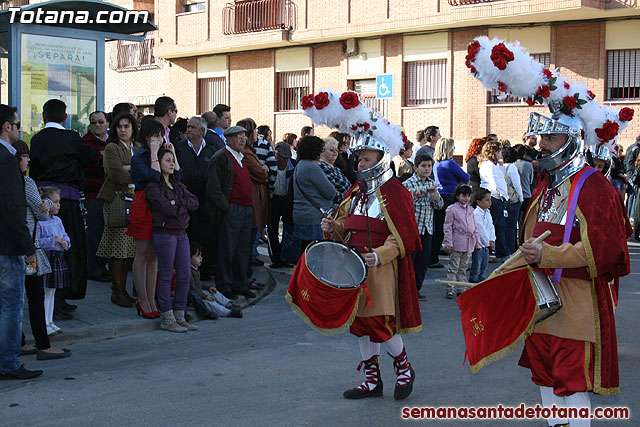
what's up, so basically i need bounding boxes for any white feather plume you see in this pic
[301,90,406,159]
[466,36,634,152]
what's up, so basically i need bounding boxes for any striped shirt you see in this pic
[403,173,444,235]
[252,136,277,193]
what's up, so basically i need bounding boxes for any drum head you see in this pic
[305,241,367,289]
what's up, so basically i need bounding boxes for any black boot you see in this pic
[390,348,415,400]
[54,296,73,320]
[343,355,383,399]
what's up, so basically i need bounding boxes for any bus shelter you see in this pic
[0,0,156,141]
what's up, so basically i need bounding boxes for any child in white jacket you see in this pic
[469,187,496,283]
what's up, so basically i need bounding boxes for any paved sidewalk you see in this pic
[25,240,638,346]
[22,245,278,345]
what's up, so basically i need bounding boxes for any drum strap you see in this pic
[551,167,596,284]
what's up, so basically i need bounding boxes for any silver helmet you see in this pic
[526,101,587,188]
[350,132,394,194]
[591,144,612,178]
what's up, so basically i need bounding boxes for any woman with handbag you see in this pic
[96,113,138,308]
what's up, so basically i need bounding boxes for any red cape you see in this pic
[341,178,423,334]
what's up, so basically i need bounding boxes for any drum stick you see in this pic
[494,230,551,274]
[320,209,347,245]
[435,279,476,288]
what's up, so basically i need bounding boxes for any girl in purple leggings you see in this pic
[146,148,199,332]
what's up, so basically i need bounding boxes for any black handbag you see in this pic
[108,191,132,228]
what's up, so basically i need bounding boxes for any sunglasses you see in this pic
[10,121,21,130]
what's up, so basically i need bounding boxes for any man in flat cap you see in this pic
[205,126,256,299]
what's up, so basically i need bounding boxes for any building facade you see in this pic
[106,1,640,151]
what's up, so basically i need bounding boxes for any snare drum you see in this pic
[530,269,562,322]
[304,240,368,289]
[286,241,369,335]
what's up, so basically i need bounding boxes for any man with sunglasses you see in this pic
[0,104,41,380]
[82,111,111,282]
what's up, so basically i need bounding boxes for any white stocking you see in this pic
[358,336,380,361]
[539,386,568,426]
[385,334,404,357]
[44,288,56,325]
[565,392,591,427]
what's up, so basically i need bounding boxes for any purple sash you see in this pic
[551,167,596,284]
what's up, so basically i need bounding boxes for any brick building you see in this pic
[104,0,640,155]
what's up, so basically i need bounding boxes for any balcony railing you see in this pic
[109,34,156,71]
[222,0,295,36]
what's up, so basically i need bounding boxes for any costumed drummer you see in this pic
[321,130,422,401]
[465,37,633,427]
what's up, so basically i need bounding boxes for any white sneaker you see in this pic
[46,324,57,336]
[50,323,62,333]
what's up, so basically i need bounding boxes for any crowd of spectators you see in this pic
[2,98,638,379]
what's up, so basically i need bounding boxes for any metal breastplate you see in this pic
[537,179,580,228]
[349,192,385,219]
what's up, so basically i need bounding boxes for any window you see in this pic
[405,59,447,106]
[607,49,640,101]
[109,34,156,70]
[180,0,205,13]
[277,70,309,111]
[352,79,387,116]
[198,77,226,114]
[488,53,550,104]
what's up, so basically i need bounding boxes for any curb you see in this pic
[45,270,280,345]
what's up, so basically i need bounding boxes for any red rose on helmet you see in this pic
[587,90,596,100]
[537,85,550,98]
[497,81,508,93]
[595,121,620,142]
[543,69,552,79]
[301,94,314,110]
[619,107,634,122]
[563,96,577,110]
[363,122,370,131]
[339,92,360,110]
[525,98,536,107]
[313,92,330,110]
[490,43,514,71]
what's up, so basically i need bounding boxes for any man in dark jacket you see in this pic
[201,111,225,151]
[29,99,98,311]
[82,111,110,282]
[0,104,41,380]
[175,116,218,280]
[205,125,255,300]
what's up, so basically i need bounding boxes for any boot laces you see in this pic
[356,358,379,391]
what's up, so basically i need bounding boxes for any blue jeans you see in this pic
[489,197,508,258]
[0,256,26,372]
[469,248,489,283]
[505,201,522,256]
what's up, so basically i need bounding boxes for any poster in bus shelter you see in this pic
[20,33,96,143]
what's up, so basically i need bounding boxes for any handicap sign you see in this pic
[376,74,393,99]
